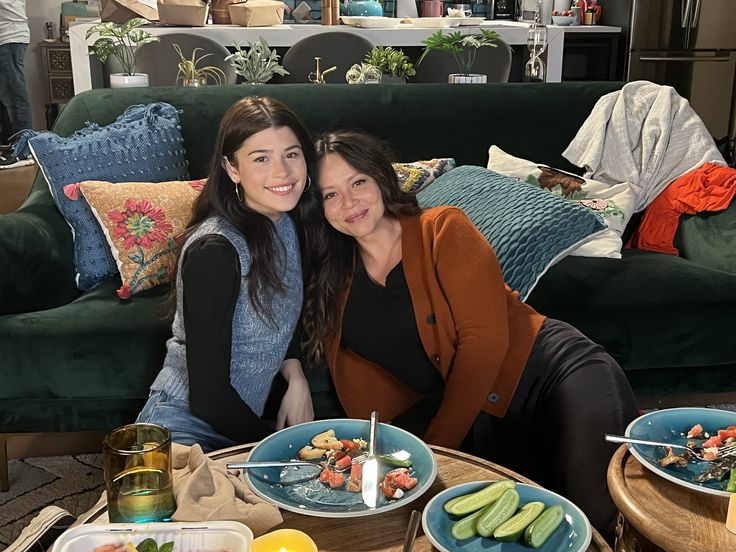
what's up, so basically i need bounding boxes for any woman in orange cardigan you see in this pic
[301,130,638,542]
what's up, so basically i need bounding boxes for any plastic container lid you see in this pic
[52,521,253,552]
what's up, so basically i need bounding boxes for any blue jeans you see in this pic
[0,42,31,144]
[136,390,238,453]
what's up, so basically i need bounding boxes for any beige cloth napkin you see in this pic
[169,443,283,536]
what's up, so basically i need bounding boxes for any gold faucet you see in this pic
[308,57,337,84]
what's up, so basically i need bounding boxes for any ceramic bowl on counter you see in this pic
[551,15,576,25]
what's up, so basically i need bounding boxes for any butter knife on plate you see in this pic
[362,410,379,508]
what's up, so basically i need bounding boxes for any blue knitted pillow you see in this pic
[27,102,189,290]
[417,165,605,301]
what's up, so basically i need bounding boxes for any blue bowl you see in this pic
[626,407,736,497]
[422,481,592,552]
[243,418,437,517]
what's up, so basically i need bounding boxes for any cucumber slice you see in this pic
[444,479,516,516]
[524,504,566,548]
[450,504,491,540]
[475,488,520,537]
[493,501,545,542]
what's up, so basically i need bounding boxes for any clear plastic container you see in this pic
[52,522,253,552]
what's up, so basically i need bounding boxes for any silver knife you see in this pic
[225,460,318,470]
[362,410,379,508]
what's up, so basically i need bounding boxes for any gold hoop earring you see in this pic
[304,175,312,192]
[235,184,243,202]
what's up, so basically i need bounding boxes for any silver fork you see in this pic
[605,434,736,462]
[332,452,368,472]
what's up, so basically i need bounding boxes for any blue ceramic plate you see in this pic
[625,407,736,497]
[422,481,592,552]
[243,418,437,518]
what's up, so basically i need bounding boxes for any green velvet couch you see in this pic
[2,83,735,490]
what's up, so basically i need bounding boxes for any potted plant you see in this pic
[86,18,160,88]
[417,29,500,84]
[345,63,382,84]
[225,38,289,85]
[364,46,416,83]
[173,44,227,87]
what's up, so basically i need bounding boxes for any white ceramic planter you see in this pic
[109,73,149,88]
[448,73,487,84]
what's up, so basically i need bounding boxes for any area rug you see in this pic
[0,455,104,551]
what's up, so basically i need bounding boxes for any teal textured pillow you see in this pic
[417,165,606,301]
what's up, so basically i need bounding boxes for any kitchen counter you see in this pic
[69,20,621,91]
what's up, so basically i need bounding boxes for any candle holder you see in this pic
[249,529,318,552]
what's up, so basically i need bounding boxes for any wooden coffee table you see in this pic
[608,444,736,552]
[81,444,610,551]
[217,444,610,551]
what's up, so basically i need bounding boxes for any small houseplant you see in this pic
[345,63,382,84]
[173,44,227,86]
[226,39,289,84]
[418,29,500,84]
[364,46,416,82]
[86,18,160,88]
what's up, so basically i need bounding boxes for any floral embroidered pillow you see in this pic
[393,158,456,193]
[71,179,206,299]
[487,145,636,259]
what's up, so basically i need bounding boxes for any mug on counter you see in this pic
[422,0,444,17]
[103,423,176,523]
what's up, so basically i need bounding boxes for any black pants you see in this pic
[466,318,640,545]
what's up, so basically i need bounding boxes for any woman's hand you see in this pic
[277,359,315,429]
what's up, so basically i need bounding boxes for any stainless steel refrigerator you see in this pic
[625,0,736,158]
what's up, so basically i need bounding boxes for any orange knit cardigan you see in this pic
[326,206,546,449]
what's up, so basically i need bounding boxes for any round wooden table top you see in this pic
[208,444,610,552]
[81,444,610,551]
[608,444,736,552]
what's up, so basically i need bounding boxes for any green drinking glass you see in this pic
[103,423,176,523]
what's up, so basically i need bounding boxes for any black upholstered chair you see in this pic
[135,33,237,86]
[273,31,375,84]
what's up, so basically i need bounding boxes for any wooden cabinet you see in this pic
[37,41,74,129]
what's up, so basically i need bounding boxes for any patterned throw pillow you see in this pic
[393,158,456,193]
[417,166,606,301]
[27,102,189,291]
[487,145,636,259]
[75,179,205,299]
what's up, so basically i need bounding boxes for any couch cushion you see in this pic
[0,281,171,432]
[27,102,189,291]
[487,145,637,259]
[394,158,456,192]
[527,249,736,399]
[418,165,605,301]
[675,199,736,274]
[79,179,204,299]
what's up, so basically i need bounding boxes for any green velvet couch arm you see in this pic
[0,173,80,315]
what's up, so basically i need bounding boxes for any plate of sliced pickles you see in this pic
[421,480,592,551]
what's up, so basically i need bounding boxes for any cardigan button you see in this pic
[426,313,436,324]
[488,393,500,403]
[433,354,440,364]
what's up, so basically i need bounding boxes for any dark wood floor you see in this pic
[0,164,36,214]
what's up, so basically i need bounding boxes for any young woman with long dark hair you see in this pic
[137,96,322,452]
[302,129,639,542]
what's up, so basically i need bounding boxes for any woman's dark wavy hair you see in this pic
[301,130,421,363]
[175,96,322,324]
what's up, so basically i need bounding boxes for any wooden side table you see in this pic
[37,41,74,129]
[608,444,735,552]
